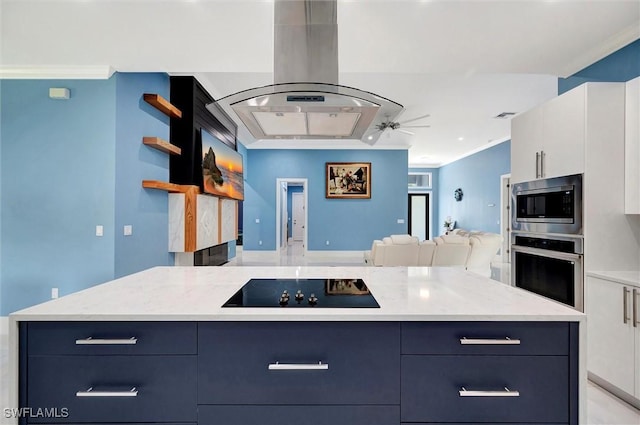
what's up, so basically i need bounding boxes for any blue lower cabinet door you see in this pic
[26,356,197,423]
[198,406,400,425]
[198,322,400,404]
[401,355,569,423]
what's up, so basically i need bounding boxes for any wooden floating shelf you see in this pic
[142,137,181,155]
[143,93,182,119]
[142,180,198,193]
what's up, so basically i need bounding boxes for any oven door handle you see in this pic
[511,245,582,261]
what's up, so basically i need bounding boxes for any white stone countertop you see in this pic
[9,266,585,322]
[586,270,640,288]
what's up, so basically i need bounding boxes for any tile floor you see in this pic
[0,244,638,424]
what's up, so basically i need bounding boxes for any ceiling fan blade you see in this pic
[398,113,430,125]
[401,125,431,129]
[399,129,415,135]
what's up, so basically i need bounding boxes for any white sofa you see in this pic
[364,231,502,276]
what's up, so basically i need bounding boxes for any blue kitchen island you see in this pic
[8,266,586,425]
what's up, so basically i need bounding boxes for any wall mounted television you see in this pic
[200,128,244,201]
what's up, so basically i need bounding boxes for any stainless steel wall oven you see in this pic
[511,174,584,311]
[511,234,584,311]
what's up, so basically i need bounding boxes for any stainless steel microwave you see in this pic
[511,174,583,235]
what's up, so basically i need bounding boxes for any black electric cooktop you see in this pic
[222,278,379,308]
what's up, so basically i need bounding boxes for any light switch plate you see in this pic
[397,219,405,224]
[124,225,133,236]
[96,225,104,237]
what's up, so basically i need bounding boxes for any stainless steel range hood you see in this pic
[209,0,403,143]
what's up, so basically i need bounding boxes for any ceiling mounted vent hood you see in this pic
[208,0,403,144]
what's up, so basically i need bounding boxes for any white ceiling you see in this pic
[1,0,639,166]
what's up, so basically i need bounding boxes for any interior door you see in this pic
[292,192,305,241]
[408,194,430,241]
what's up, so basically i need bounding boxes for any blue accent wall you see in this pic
[114,73,174,277]
[438,141,510,234]
[1,79,117,314]
[559,39,640,94]
[243,149,408,250]
[0,73,174,315]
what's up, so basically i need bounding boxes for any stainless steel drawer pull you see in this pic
[268,361,329,371]
[633,288,638,328]
[459,387,520,397]
[75,337,137,345]
[624,287,631,324]
[76,387,138,397]
[459,337,521,345]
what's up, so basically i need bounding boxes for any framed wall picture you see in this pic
[326,162,371,199]
[201,128,244,201]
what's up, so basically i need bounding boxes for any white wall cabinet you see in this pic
[511,84,620,184]
[510,106,542,183]
[587,274,640,407]
[540,87,585,180]
[625,76,640,214]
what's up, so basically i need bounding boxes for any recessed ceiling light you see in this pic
[367,135,373,140]
[458,137,464,141]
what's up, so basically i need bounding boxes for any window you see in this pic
[408,172,432,189]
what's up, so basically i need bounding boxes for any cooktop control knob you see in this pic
[308,294,318,306]
[279,295,289,306]
[295,290,304,301]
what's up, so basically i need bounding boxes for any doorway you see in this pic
[408,193,432,241]
[291,192,305,241]
[275,178,308,254]
[500,174,511,263]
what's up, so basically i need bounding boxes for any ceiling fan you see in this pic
[374,113,431,136]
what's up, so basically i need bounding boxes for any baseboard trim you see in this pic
[588,372,640,410]
[305,250,366,257]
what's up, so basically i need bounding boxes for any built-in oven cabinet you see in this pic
[625,76,640,214]
[511,84,586,184]
[586,275,640,408]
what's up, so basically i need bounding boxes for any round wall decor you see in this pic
[454,188,463,202]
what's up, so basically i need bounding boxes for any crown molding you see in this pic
[0,66,115,79]
[558,23,640,78]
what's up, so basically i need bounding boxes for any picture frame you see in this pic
[200,128,244,201]
[326,162,371,199]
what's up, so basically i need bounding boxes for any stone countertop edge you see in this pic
[8,266,585,322]
[586,270,640,288]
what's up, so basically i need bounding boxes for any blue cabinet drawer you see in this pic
[198,322,400,404]
[27,322,197,355]
[26,355,197,423]
[198,406,399,425]
[401,355,569,423]
[401,321,568,355]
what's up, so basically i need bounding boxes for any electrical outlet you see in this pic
[95,225,104,237]
[397,219,405,224]
[124,225,133,236]
[259,240,263,245]
[326,240,330,245]
[51,288,59,299]
[255,218,260,223]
